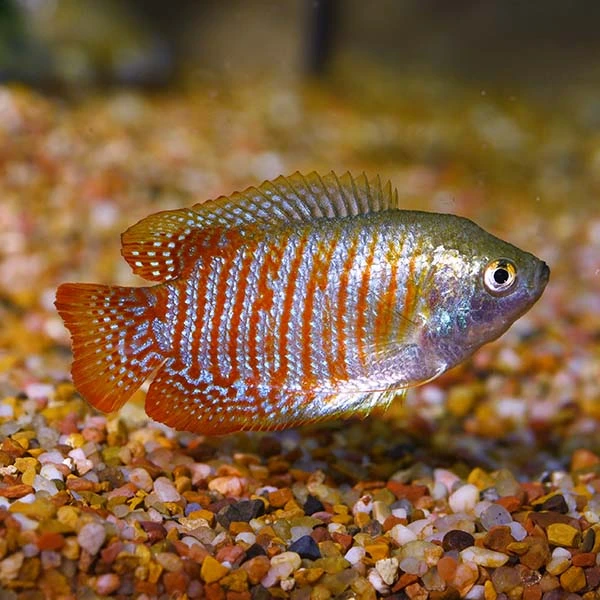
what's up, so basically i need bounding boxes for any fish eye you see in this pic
[484,259,517,296]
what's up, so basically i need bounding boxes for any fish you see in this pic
[55,171,549,435]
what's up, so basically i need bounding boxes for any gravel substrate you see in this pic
[0,76,599,599]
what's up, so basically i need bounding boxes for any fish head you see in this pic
[422,215,550,366]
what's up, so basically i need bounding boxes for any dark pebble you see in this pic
[387,442,417,459]
[361,520,383,537]
[442,530,475,552]
[581,528,596,553]
[139,521,167,543]
[216,499,265,528]
[289,535,321,560]
[585,565,600,589]
[245,543,267,560]
[539,494,569,513]
[303,494,325,515]
[258,436,282,457]
[251,584,272,600]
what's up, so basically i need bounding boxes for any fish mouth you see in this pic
[537,261,550,288]
[531,260,550,301]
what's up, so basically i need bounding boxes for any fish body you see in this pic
[55,172,549,434]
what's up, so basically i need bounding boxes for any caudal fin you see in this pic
[55,283,167,413]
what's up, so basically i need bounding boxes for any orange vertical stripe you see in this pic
[335,233,360,380]
[275,234,309,386]
[355,232,379,369]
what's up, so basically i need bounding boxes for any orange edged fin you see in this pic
[144,361,405,435]
[55,283,167,413]
[144,363,321,435]
[120,172,399,283]
[120,208,205,282]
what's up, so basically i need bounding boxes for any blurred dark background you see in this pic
[1,0,600,90]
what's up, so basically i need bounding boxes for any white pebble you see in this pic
[398,557,427,576]
[33,474,59,495]
[465,584,486,600]
[78,522,107,555]
[367,568,390,595]
[11,514,38,531]
[552,547,572,559]
[40,464,63,481]
[0,404,14,418]
[25,383,54,399]
[434,468,461,492]
[391,507,407,519]
[353,495,373,515]
[128,467,153,491]
[38,451,64,465]
[235,532,256,545]
[153,477,181,502]
[375,557,399,585]
[68,448,93,475]
[460,546,509,568]
[261,552,301,588]
[389,524,418,546]
[509,521,528,541]
[344,546,365,564]
[449,484,480,513]
[431,481,449,501]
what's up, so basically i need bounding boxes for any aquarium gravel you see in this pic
[0,78,599,599]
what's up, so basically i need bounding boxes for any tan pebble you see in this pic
[10,498,56,520]
[447,384,480,418]
[546,555,571,576]
[294,567,325,586]
[372,501,391,524]
[310,584,332,600]
[241,555,271,585]
[404,582,428,600]
[268,488,293,508]
[56,506,80,530]
[312,555,350,574]
[175,476,192,494]
[355,512,371,528]
[61,537,80,560]
[155,552,183,572]
[219,568,248,592]
[208,476,247,496]
[147,561,163,584]
[547,523,581,547]
[560,566,586,592]
[14,457,38,473]
[187,509,215,526]
[571,449,600,471]
[201,555,230,583]
[318,540,342,558]
[484,579,497,600]
[460,546,509,568]
[0,551,24,580]
[330,513,353,525]
[364,543,389,561]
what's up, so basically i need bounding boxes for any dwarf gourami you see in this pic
[55,172,549,434]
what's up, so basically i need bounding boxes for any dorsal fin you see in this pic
[121,171,398,282]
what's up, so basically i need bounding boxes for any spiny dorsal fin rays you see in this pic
[121,171,398,282]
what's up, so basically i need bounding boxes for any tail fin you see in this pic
[55,283,168,413]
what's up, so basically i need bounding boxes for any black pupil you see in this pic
[494,267,510,285]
